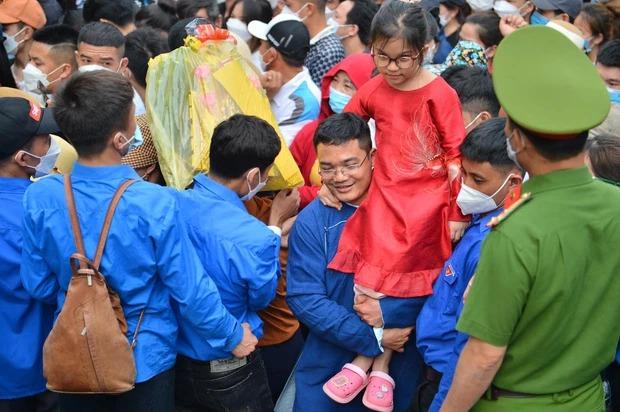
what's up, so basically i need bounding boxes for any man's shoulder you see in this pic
[296,199,354,232]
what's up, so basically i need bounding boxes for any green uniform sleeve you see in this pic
[456,229,533,347]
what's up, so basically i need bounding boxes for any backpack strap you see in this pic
[64,174,87,266]
[93,179,136,270]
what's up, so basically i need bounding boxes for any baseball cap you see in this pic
[0,97,60,157]
[248,14,310,62]
[0,0,47,29]
[532,0,582,19]
[493,26,608,137]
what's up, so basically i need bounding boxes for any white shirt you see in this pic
[270,68,320,146]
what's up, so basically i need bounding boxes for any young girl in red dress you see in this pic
[321,2,468,411]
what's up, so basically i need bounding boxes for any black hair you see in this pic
[515,123,589,161]
[579,4,616,46]
[177,0,221,20]
[136,0,179,32]
[313,112,372,152]
[209,114,281,179]
[597,38,620,68]
[32,24,79,45]
[441,0,471,25]
[82,0,137,28]
[279,53,306,68]
[168,17,211,50]
[371,1,428,54]
[125,28,170,88]
[465,11,502,48]
[78,22,126,49]
[345,0,378,47]
[54,71,134,157]
[226,0,272,52]
[587,134,620,184]
[460,117,516,170]
[0,31,17,88]
[442,65,499,116]
[424,9,439,42]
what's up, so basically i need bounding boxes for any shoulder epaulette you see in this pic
[487,192,532,229]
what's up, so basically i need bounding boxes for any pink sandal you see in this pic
[362,371,396,412]
[323,363,368,404]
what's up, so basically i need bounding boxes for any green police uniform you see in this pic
[455,26,620,411]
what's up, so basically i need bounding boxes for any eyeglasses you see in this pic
[319,153,369,178]
[372,51,420,69]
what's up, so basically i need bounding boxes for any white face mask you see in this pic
[456,174,516,215]
[493,0,528,17]
[282,3,309,21]
[439,14,451,27]
[21,63,64,94]
[467,0,494,12]
[240,168,267,201]
[423,44,435,65]
[325,6,336,19]
[2,27,26,60]
[227,18,252,42]
[16,136,61,178]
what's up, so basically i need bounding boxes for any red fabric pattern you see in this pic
[328,75,467,298]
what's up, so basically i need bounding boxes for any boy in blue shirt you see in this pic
[0,97,59,411]
[19,71,257,412]
[413,118,522,412]
[175,114,300,412]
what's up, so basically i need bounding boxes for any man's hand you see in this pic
[354,295,383,328]
[449,220,468,243]
[318,184,342,210]
[280,216,297,248]
[269,189,300,228]
[232,323,258,358]
[260,70,283,98]
[382,327,413,352]
[499,15,528,37]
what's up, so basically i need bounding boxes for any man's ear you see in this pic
[558,13,570,22]
[119,57,129,71]
[479,111,492,122]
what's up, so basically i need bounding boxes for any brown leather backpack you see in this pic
[43,175,143,394]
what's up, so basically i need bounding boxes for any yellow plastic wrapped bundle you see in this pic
[145,24,303,190]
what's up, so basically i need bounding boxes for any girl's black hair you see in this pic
[370,1,428,53]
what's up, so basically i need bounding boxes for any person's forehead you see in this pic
[317,140,366,159]
[597,64,620,80]
[337,0,354,15]
[78,43,122,58]
[29,41,53,58]
[376,37,412,54]
[333,70,352,82]
[462,157,498,177]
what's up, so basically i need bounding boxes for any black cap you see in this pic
[0,97,60,157]
[248,15,310,62]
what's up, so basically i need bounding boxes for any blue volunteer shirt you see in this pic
[0,177,54,399]
[415,208,503,411]
[287,200,425,412]
[19,164,243,383]
[175,174,280,361]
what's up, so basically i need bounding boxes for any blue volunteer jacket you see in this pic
[416,209,502,411]
[287,200,425,412]
[175,174,280,361]
[0,177,54,399]
[19,163,243,383]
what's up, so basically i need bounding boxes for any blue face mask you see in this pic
[608,87,620,104]
[329,87,352,114]
[583,37,593,54]
[530,11,549,25]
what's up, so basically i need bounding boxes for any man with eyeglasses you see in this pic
[287,112,423,411]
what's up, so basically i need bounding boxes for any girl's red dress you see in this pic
[328,75,468,298]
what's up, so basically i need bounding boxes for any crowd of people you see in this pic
[1,0,620,411]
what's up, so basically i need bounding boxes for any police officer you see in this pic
[440,26,620,411]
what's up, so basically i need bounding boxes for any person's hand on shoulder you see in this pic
[318,184,342,210]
